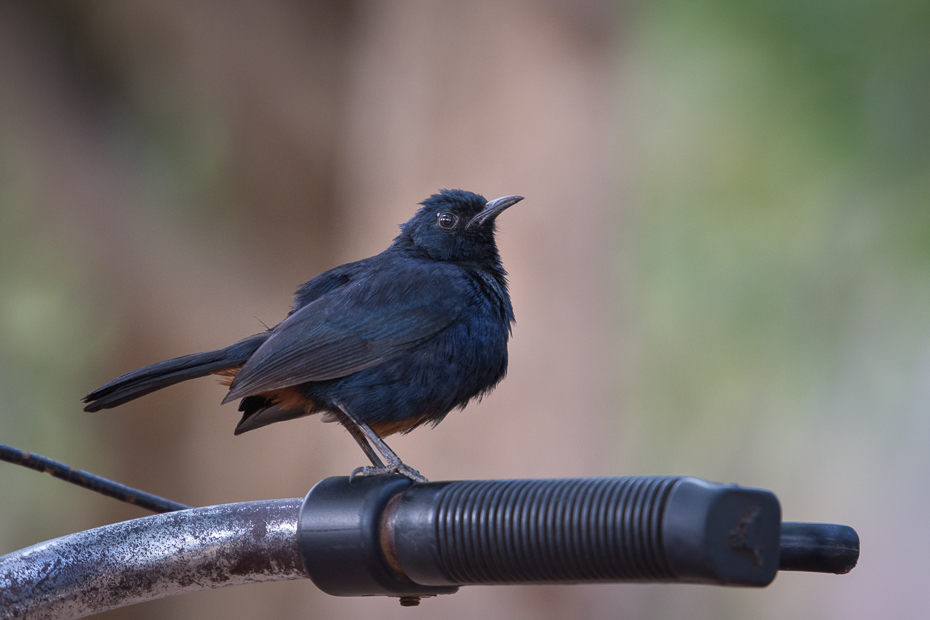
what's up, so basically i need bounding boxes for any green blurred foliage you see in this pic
[0,141,107,451]
[0,127,117,547]
[620,0,930,476]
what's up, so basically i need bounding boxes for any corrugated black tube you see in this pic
[394,477,681,585]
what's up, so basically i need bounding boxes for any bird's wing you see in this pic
[289,259,365,313]
[223,261,469,402]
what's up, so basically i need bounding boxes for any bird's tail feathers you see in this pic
[82,333,268,412]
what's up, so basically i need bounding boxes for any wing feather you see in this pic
[223,261,468,402]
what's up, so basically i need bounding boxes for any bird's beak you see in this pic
[467,195,524,229]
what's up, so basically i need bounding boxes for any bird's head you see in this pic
[396,189,524,263]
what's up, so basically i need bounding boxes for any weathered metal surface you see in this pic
[0,498,306,619]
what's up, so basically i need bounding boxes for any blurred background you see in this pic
[1,1,928,618]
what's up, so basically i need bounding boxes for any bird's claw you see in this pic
[350,462,428,484]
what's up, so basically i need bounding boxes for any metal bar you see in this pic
[779,522,860,574]
[0,499,305,620]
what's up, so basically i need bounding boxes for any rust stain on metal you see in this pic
[379,493,407,578]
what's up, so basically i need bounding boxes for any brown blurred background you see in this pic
[1,1,929,618]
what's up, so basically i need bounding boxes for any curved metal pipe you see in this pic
[0,499,305,620]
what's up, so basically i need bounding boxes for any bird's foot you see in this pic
[350,461,428,484]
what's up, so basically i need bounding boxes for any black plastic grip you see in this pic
[299,475,783,598]
[390,476,780,587]
[391,476,680,585]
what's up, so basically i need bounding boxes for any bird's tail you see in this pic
[82,333,269,412]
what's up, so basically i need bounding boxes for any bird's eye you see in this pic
[437,212,458,229]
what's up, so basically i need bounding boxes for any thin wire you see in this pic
[0,444,189,513]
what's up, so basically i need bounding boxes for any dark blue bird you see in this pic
[82,190,523,482]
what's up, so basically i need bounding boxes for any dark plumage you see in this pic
[83,189,523,481]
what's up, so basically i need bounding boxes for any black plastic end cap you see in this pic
[663,478,782,586]
[297,475,458,598]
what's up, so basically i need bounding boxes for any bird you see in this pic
[82,190,522,482]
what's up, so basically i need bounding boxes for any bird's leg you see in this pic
[350,421,429,483]
[352,421,428,483]
[343,421,385,468]
[335,404,428,483]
